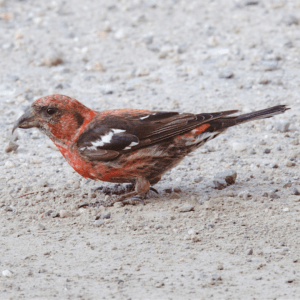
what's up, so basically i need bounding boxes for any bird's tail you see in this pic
[235,105,289,124]
[206,105,289,132]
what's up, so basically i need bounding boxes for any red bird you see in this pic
[13,94,288,206]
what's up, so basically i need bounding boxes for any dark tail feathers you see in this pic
[235,105,290,124]
[208,105,290,132]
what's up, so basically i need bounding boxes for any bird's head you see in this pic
[13,94,96,144]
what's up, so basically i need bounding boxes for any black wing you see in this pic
[77,110,238,161]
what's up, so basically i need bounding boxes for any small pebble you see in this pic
[170,192,180,199]
[136,68,149,77]
[155,282,164,288]
[7,75,19,82]
[60,210,72,218]
[198,195,210,204]
[5,141,19,153]
[142,35,153,45]
[38,223,46,230]
[285,279,295,284]
[232,142,246,152]
[226,191,235,197]
[211,274,222,281]
[178,204,194,212]
[204,201,213,209]
[206,223,215,228]
[217,170,237,185]
[260,140,267,145]
[154,224,163,230]
[255,276,262,280]
[73,182,80,189]
[94,220,104,227]
[283,207,290,212]
[102,212,111,219]
[50,212,59,218]
[292,187,300,196]
[5,161,15,168]
[283,183,292,188]
[269,191,280,199]
[282,15,299,26]
[188,229,195,235]
[2,270,12,277]
[213,177,227,190]
[114,29,127,40]
[238,190,251,200]
[41,55,63,67]
[244,0,259,5]
[219,70,234,79]
[193,177,203,183]
[262,60,278,71]
[264,148,271,154]
[286,161,295,167]
[45,209,54,216]
[245,248,253,255]
[284,41,293,48]
[4,206,13,212]
[274,121,290,133]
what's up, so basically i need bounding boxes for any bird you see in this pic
[13,94,289,207]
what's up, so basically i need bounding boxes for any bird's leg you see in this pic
[78,178,154,208]
[78,177,150,208]
[121,177,150,205]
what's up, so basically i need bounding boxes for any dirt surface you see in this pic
[1,0,300,299]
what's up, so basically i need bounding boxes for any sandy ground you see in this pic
[1,0,300,299]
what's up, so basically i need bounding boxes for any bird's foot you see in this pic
[78,177,154,208]
[77,191,141,208]
[93,183,134,195]
[122,196,146,206]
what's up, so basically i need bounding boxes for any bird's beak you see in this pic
[12,106,39,134]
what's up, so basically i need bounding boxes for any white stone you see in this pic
[188,229,195,235]
[5,161,15,168]
[114,29,127,40]
[2,270,12,277]
[114,202,124,208]
[178,204,194,212]
[60,210,72,218]
[274,121,290,133]
[94,220,104,227]
[283,207,290,212]
[232,142,247,152]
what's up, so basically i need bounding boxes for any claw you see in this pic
[77,202,89,209]
[129,196,146,205]
[150,187,159,194]
[92,186,103,192]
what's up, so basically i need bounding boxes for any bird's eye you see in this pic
[47,107,57,115]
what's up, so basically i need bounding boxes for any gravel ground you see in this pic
[1,0,300,299]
